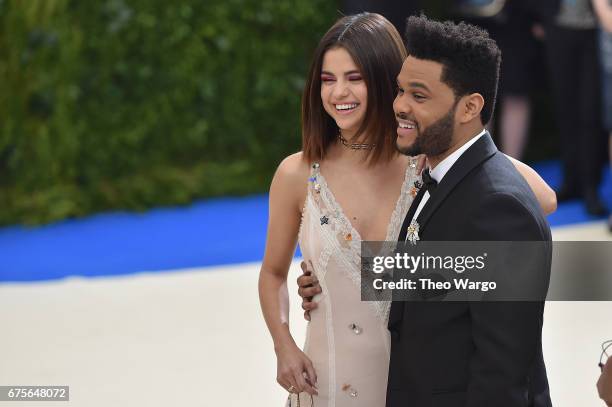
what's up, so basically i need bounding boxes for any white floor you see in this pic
[0,221,610,407]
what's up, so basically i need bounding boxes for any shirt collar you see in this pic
[429,129,487,183]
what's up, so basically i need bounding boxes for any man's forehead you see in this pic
[398,56,443,83]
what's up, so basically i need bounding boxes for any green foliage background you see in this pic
[0,0,337,225]
[0,0,558,226]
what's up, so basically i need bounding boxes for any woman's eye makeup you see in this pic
[320,73,362,82]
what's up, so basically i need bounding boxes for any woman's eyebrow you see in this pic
[321,70,360,76]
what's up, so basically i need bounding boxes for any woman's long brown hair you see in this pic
[301,13,407,166]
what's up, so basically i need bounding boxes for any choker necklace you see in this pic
[338,133,376,150]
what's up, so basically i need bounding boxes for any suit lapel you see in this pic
[389,133,497,331]
[391,187,427,330]
[416,132,498,234]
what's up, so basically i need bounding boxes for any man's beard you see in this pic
[396,104,456,157]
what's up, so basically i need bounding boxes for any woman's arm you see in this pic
[593,0,612,33]
[506,155,558,215]
[258,152,317,395]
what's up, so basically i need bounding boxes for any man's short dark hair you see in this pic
[404,15,501,125]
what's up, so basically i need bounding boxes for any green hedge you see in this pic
[0,0,337,225]
[0,1,560,226]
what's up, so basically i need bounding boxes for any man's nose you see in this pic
[393,95,411,118]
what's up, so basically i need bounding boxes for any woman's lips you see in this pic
[334,103,359,115]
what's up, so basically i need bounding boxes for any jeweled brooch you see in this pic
[406,220,420,245]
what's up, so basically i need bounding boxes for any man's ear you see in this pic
[457,93,484,124]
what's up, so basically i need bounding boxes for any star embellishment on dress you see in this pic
[320,215,329,225]
[410,180,423,198]
[406,220,420,245]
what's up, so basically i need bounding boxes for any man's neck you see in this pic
[427,127,486,170]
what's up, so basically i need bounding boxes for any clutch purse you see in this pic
[286,393,314,407]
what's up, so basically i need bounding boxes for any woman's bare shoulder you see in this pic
[271,152,310,210]
[276,151,309,178]
[275,152,310,181]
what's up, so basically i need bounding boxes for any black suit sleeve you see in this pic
[464,192,548,407]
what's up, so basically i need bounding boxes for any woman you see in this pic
[258,13,557,406]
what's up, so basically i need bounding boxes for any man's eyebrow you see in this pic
[408,81,430,91]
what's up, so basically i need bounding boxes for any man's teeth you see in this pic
[399,122,416,129]
[335,103,358,110]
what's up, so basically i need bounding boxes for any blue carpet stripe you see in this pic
[0,161,609,282]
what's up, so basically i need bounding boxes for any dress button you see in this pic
[349,323,362,335]
[342,384,358,397]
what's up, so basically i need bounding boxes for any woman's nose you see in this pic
[332,81,350,98]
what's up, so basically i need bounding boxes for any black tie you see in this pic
[398,187,425,241]
[397,169,437,241]
[421,168,438,194]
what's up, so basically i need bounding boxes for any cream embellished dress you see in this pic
[291,159,420,407]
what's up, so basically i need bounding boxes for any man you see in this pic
[298,15,553,407]
[599,355,612,406]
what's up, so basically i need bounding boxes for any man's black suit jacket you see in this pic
[386,133,553,407]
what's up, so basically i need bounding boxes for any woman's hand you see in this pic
[276,342,318,395]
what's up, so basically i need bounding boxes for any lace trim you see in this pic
[386,158,421,241]
[299,194,337,285]
[299,159,420,322]
[311,166,361,288]
[376,158,421,320]
[297,170,310,251]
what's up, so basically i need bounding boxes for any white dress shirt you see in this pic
[410,129,487,225]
